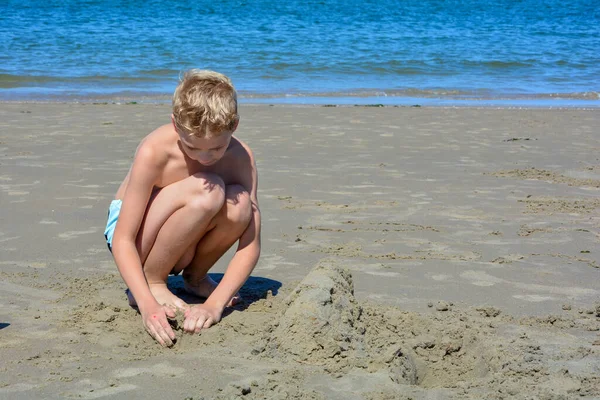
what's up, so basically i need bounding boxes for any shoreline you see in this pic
[1,89,600,109]
[2,99,600,110]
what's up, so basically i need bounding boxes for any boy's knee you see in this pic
[188,173,226,214]
[225,185,252,227]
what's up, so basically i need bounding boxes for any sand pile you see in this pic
[258,260,366,371]
[255,260,495,387]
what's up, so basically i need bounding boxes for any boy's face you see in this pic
[177,130,233,166]
[171,115,238,166]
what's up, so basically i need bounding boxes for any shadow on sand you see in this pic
[167,274,282,316]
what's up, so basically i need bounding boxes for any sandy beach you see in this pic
[1,103,599,399]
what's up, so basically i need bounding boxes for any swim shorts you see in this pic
[104,199,122,252]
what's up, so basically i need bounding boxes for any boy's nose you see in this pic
[198,156,214,164]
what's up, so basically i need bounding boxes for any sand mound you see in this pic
[257,260,455,386]
[260,260,366,370]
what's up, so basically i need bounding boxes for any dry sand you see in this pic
[0,103,599,399]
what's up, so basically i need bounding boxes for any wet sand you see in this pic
[0,103,599,399]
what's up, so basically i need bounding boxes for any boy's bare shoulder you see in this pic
[226,137,256,168]
[135,124,179,162]
[213,137,257,189]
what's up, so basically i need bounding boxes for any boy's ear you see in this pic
[231,117,240,133]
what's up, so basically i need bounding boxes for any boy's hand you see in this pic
[183,304,222,334]
[140,303,177,347]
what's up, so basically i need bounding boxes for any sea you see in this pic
[1,0,599,107]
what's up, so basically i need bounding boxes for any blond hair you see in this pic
[172,69,239,138]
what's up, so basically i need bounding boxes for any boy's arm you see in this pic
[111,144,176,346]
[184,150,261,333]
[208,152,261,309]
[205,197,261,310]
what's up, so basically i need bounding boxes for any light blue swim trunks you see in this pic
[104,199,122,252]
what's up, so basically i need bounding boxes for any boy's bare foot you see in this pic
[126,284,189,311]
[183,275,242,307]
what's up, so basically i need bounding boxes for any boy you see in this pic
[104,70,261,347]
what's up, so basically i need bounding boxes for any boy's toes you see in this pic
[161,297,188,312]
[173,298,189,311]
[228,293,242,307]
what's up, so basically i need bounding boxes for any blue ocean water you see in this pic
[1,0,599,106]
